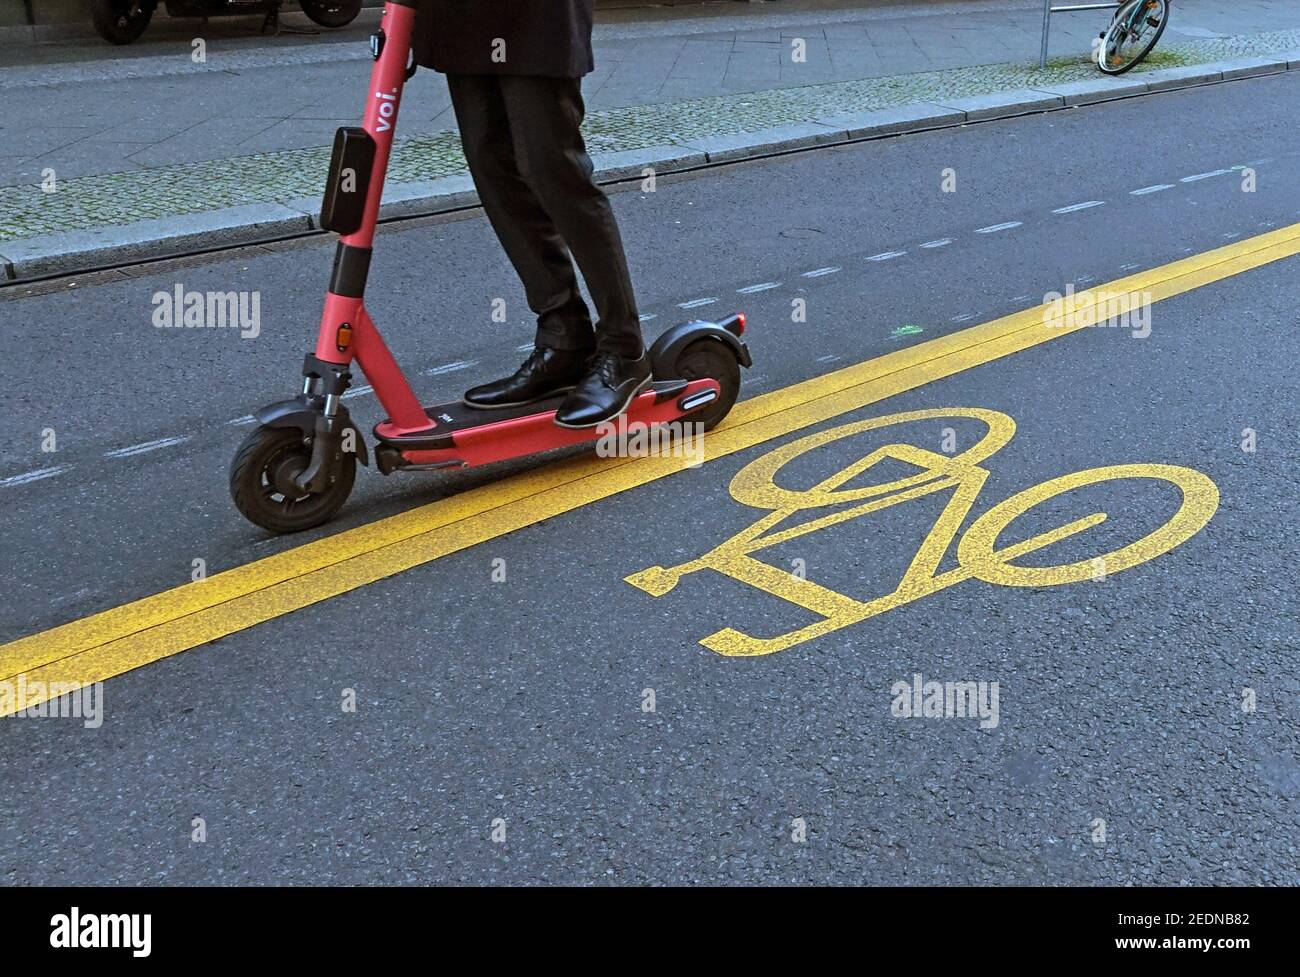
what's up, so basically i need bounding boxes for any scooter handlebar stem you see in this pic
[311,2,432,433]
[343,1,416,251]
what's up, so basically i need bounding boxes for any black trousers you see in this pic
[446,74,643,359]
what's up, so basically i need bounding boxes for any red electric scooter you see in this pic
[230,0,751,534]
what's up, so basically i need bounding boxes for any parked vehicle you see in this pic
[90,0,363,45]
[1098,0,1171,74]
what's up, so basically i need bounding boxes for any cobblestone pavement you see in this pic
[2,20,1298,243]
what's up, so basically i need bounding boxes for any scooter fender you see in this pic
[253,397,370,467]
[649,319,752,377]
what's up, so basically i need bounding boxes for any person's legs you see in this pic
[497,75,644,361]
[446,73,595,355]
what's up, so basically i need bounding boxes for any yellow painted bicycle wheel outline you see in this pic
[957,463,1221,588]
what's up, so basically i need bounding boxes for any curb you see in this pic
[3,52,1297,283]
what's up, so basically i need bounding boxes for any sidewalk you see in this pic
[3,0,1299,276]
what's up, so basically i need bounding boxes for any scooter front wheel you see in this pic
[230,426,355,534]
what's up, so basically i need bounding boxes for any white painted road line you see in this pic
[0,465,69,488]
[868,250,906,261]
[1052,200,1105,214]
[341,384,373,399]
[103,436,189,459]
[678,297,717,309]
[1131,184,1174,196]
[975,222,1022,234]
[1181,169,1232,183]
[802,267,841,278]
[424,360,476,376]
[737,282,781,294]
[228,414,256,426]
[920,239,952,249]
[638,313,658,322]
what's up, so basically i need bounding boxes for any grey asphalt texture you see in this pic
[0,72,1297,885]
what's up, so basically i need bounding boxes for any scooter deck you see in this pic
[374,377,720,470]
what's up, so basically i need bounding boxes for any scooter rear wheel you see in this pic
[672,338,741,431]
[230,426,355,534]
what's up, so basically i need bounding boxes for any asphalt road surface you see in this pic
[1,72,1297,885]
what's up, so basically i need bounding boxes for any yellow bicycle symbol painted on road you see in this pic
[626,408,1219,657]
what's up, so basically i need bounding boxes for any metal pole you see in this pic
[1040,0,1052,68]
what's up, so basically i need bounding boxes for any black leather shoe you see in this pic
[463,346,591,409]
[554,350,653,429]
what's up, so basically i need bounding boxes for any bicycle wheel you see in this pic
[1098,0,1170,75]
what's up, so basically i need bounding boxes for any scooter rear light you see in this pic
[722,312,745,337]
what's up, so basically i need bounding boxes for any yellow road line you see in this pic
[4,222,1300,714]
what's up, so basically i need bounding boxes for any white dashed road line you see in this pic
[802,267,841,278]
[1131,184,1174,196]
[0,465,69,488]
[1181,169,1232,183]
[975,221,1022,234]
[424,359,477,376]
[737,282,781,294]
[868,250,906,261]
[678,297,717,309]
[103,436,189,459]
[920,239,951,249]
[1052,201,1105,214]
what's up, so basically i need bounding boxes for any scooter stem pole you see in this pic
[315,0,430,433]
[343,0,417,252]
